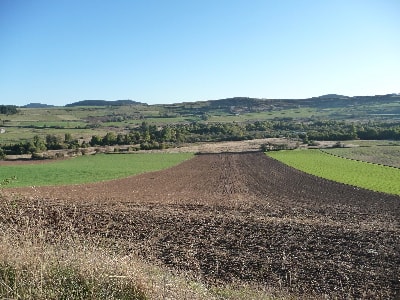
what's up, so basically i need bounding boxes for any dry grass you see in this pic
[0,234,288,299]
[0,194,290,300]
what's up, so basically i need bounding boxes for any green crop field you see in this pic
[267,149,400,195]
[1,153,193,188]
[323,145,400,168]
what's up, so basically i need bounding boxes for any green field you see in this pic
[322,145,400,168]
[1,153,193,188]
[267,149,400,195]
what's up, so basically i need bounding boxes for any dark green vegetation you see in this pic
[0,153,193,188]
[268,149,400,195]
[1,94,399,155]
[0,105,18,115]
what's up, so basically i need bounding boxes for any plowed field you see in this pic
[5,152,400,298]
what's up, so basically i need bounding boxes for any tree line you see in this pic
[89,120,400,148]
[0,105,18,115]
[1,133,81,156]
[1,120,399,157]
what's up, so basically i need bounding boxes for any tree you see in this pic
[161,127,173,142]
[0,148,5,160]
[90,135,103,146]
[116,133,125,145]
[32,135,47,153]
[46,134,63,149]
[64,133,73,143]
[0,105,17,115]
[102,132,117,146]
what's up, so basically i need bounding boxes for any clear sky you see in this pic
[0,0,399,106]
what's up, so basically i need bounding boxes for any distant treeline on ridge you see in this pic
[0,105,18,115]
[65,100,145,107]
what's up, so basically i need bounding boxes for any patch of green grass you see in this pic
[267,150,400,195]
[2,153,193,188]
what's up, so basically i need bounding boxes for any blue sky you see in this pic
[0,0,399,106]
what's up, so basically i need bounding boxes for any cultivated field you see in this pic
[323,145,400,168]
[268,150,400,195]
[3,152,399,299]
[0,153,193,187]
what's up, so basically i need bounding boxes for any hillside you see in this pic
[65,99,146,107]
[157,94,400,117]
[22,103,55,108]
[1,93,399,151]
[201,94,400,111]
[17,94,400,115]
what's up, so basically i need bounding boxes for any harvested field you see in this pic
[4,152,400,299]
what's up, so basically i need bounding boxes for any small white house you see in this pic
[0,128,5,134]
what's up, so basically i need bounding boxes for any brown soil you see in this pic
[4,152,400,299]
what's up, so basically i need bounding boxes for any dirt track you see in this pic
[5,152,400,298]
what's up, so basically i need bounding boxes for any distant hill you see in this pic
[169,94,400,115]
[65,100,146,107]
[316,94,349,99]
[215,94,399,109]
[208,97,266,107]
[22,94,399,113]
[22,103,55,108]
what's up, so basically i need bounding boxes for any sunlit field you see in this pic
[268,149,400,195]
[1,153,193,188]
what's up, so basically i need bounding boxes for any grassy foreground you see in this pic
[1,153,193,188]
[268,149,400,195]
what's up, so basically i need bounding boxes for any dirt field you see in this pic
[4,152,400,299]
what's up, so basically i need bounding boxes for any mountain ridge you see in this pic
[18,93,400,109]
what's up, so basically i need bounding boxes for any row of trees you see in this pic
[88,121,400,149]
[1,120,399,156]
[89,122,250,149]
[1,133,82,155]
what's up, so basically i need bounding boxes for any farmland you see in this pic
[268,149,400,195]
[1,95,400,298]
[2,152,399,299]
[322,144,400,168]
[0,153,193,187]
